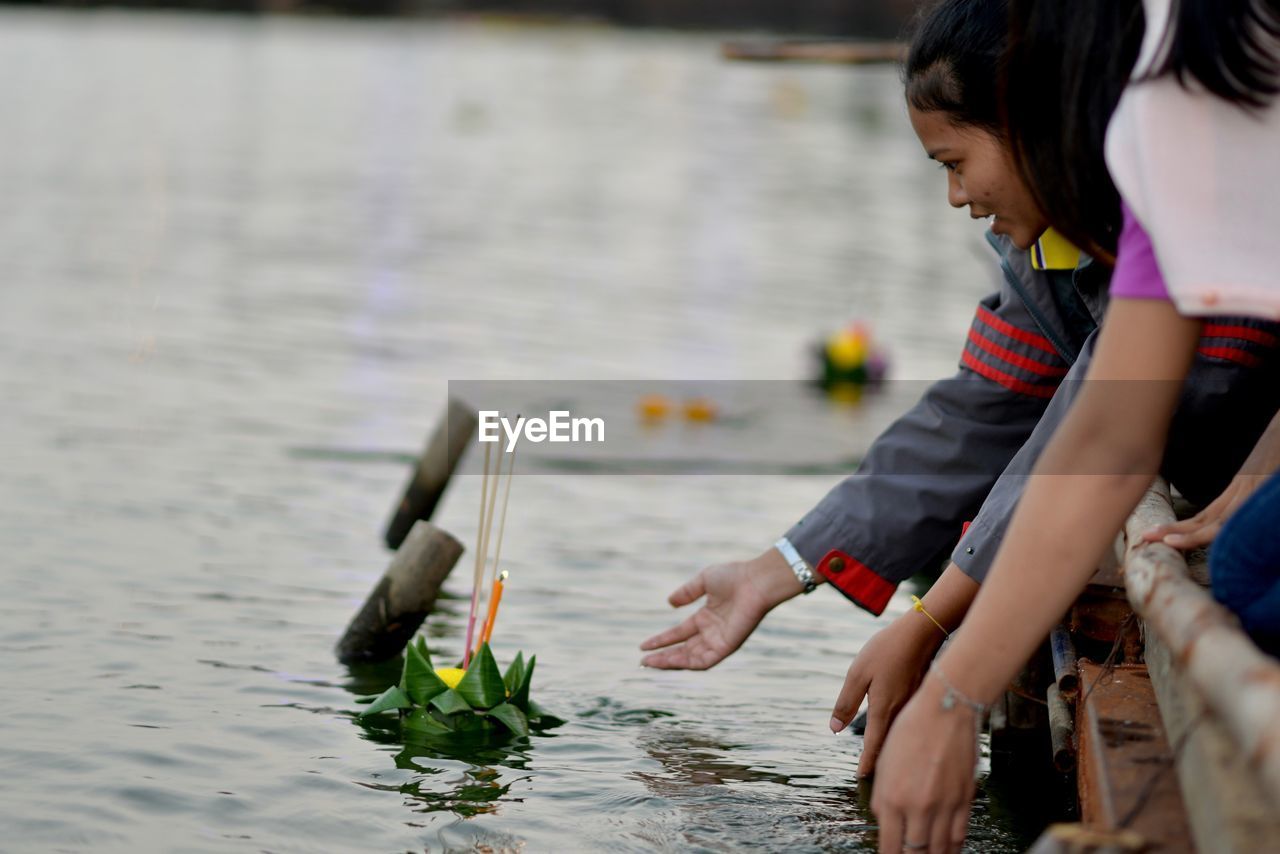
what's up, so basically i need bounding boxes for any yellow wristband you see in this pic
[911,595,950,639]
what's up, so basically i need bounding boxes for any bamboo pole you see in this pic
[384,399,478,550]
[1047,683,1076,772]
[462,442,494,669]
[335,521,463,665]
[1050,625,1080,698]
[1123,480,1280,811]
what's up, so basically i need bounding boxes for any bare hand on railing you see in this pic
[1149,411,1280,549]
[1143,473,1271,550]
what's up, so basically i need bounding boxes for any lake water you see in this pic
[0,8,1042,851]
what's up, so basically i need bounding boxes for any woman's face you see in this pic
[907,106,1049,250]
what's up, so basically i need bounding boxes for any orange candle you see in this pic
[479,571,507,650]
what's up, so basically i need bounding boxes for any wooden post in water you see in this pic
[336,521,463,665]
[384,399,478,550]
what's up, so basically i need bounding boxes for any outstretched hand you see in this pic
[640,549,802,670]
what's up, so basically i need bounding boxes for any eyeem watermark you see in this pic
[478,410,605,452]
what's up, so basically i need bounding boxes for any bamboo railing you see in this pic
[1122,481,1280,811]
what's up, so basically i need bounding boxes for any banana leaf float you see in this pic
[357,637,560,738]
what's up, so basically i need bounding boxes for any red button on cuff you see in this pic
[815,550,894,616]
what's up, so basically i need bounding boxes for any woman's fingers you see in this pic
[1142,513,1205,541]
[639,615,699,653]
[666,572,708,607]
[872,797,902,854]
[639,636,707,669]
[1163,519,1222,548]
[831,664,871,733]
[1142,513,1221,548]
[901,810,933,854]
[857,706,889,779]
[948,804,970,853]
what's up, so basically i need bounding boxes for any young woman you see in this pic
[869,1,1280,851]
[641,0,1280,784]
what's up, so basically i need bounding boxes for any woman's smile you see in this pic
[907,105,1049,249]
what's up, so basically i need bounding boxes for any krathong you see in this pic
[357,637,557,738]
[357,425,558,739]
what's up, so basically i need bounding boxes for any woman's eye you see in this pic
[939,161,958,173]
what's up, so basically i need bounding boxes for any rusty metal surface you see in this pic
[1070,586,1143,661]
[1076,660,1193,852]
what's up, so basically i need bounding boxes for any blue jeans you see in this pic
[1211,471,1280,655]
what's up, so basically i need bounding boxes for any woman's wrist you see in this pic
[899,605,950,655]
[749,547,815,608]
[933,640,1007,706]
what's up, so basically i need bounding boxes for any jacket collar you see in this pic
[1030,229,1082,271]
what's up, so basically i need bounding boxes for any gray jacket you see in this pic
[785,231,1280,614]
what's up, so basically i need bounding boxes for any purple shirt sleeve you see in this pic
[1109,202,1171,301]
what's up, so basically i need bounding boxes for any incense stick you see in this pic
[478,430,517,660]
[466,428,504,667]
[462,441,493,668]
[489,438,517,585]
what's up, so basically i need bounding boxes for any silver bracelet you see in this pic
[774,537,817,594]
[930,659,990,718]
[930,659,988,766]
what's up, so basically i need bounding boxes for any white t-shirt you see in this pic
[1105,0,1280,319]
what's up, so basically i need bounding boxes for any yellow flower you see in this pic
[435,667,466,689]
[826,330,868,369]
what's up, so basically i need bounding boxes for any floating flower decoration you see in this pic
[357,637,558,738]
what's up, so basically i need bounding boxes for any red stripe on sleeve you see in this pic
[1201,324,1278,348]
[962,350,1058,398]
[975,305,1059,356]
[967,328,1069,377]
[1198,345,1261,367]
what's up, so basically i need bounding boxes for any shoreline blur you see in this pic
[0,0,918,36]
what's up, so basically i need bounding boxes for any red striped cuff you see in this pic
[815,550,895,615]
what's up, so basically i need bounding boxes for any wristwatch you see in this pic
[774,537,818,594]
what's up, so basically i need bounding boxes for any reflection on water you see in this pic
[0,7,1036,852]
[635,727,797,789]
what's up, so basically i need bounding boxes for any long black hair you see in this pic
[903,0,1009,135]
[1004,0,1144,263]
[1148,0,1280,108]
[1006,0,1280,263]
